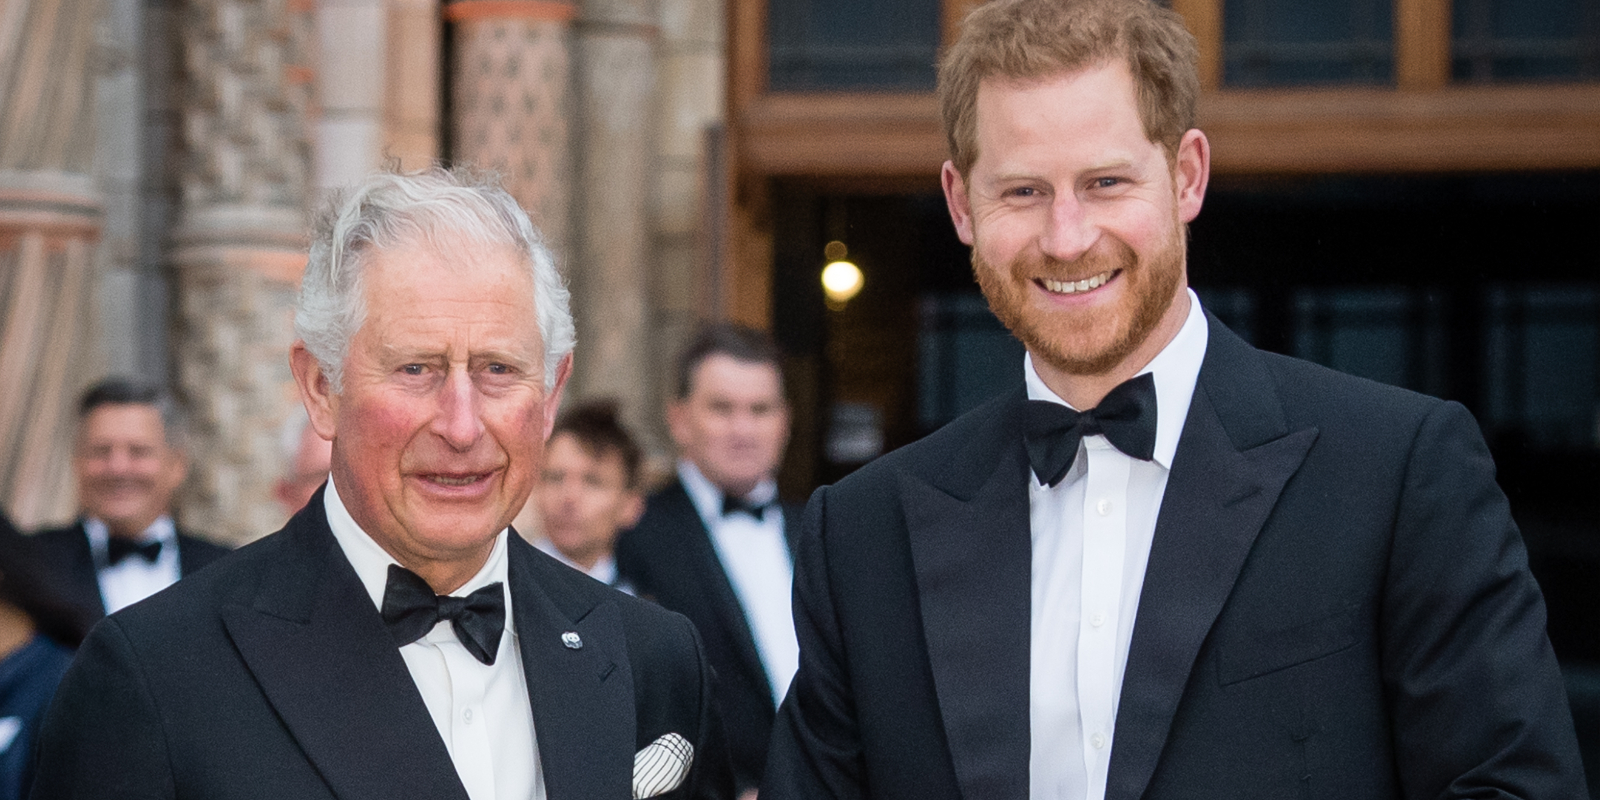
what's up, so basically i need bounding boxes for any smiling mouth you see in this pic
[424,473,491,487]
[1039,270,1118,295]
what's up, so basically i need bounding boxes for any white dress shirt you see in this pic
[1028,290,1208,800]
[678,460,800,706]
[324,478,544,800]
[85,515,181,614]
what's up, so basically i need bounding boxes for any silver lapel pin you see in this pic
[561,631,583,650]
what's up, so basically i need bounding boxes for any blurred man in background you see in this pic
[617,323,798,795]
[0,511,92,800]
[274,406,333,518]
[532,400,644,591]
[32,378,229,618]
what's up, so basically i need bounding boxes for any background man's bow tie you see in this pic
[1023,372,1158,488]
[380,564,506,665]
[721,494,772,521]
[107,537,163,566]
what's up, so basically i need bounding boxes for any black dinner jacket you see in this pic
[31,519,230,618]
[31,488,734,800]
[616,479,801,790]
[762,313,1586,799]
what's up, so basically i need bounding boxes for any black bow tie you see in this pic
[721,494,772,521]
[1024,372,1158,488]
[380,565,506,665]
[107,537,163,566]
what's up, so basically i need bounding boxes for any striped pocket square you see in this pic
[632,733,694,799]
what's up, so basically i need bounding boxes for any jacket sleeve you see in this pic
[30,618,177,800]
[681,612,737,800]
[760,486,867,799]
[1380,400,1587,798]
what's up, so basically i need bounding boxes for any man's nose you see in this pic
[432,368,486,450]
[1038,193,1098,263]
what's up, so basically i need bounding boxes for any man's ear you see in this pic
[541,354,574,442]
[618,492,646,530]
[289,342,338,440]
[1173,128,1211,224]
[941,160,977,246]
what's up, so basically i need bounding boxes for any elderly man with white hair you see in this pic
[31,168,733,800]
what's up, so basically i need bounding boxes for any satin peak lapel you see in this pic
[221,509,468,800]
[509,538,636,800]
[1106,321,1318,800]
[903,390,1033,800]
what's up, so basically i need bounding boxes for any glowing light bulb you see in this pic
[822,260,864,306]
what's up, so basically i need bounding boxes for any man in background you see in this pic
[0,511,91,800]
[532,400,644,591]
[33,378,229,618]
[617,323,799,795]
[274,406,333,518]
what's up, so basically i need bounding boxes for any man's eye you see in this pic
[1007,187,1038,198]
[1092,177,1121,189]
[401,364,425,375]
[487,363,510,375]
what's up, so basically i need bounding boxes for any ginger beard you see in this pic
[973,209,1188,378]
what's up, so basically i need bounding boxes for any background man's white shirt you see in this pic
[85,515,181,613]
[325,478,544,800]
[679,460,799,706]
[1027,290,1208,800]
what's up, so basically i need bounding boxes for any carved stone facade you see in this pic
[170,0,315,542]
[0,0,104,526]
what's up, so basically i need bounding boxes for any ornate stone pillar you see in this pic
[571,0,657,442]
[171,0,314,542]
[0,0,104,527]
[448,0,576,265]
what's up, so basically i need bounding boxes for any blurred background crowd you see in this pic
[0,0,1598,796]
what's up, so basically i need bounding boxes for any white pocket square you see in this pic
[632,732,694,799]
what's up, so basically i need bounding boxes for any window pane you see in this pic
[1223,0,1394,86]
[1453,0,1600,82]
[769,0,941,91]
[1483,285,1600,449]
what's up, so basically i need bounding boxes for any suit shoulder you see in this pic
[108,532,285,632]
[1254,349,1445,427]
[831,388,1017,498]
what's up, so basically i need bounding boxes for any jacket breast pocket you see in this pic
[1217,606,1363,686]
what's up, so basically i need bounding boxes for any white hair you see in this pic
[294,167,575,393]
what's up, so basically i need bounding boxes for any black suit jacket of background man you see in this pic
[617,480,801,790]
[31,488,734,800]
[761,314,1586,800]
[31,520,230,618]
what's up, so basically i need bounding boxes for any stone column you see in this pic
[571,0,657,442]
[448,0,576,265]
[171,0,315,543]
[0,0,104,527]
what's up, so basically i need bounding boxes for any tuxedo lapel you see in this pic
[508,535,636,800]
[903,387,1033,800]
[61,522,109,615]
[1106,317,1318,800]
[220,499,468,800]
[662,483,771,697]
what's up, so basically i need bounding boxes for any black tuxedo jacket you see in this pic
[616,479,801,790]
[31,490,734,800]
[762,315,1586,799]
[31,520,230,618]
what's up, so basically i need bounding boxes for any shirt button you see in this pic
[463,708,473,724]
[1091,733,1107,749]
[1090,611,1106,628]
[1096,498,1112,516]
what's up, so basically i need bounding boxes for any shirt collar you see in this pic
[677,459,778,527]
[1023,288,1209,470]
[323,476,513,632]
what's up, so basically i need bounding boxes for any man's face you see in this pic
[667,355,789,498]
[942,61,1209,380]
[535,433,643,569]
[74,404,187,539]
[293,233,569,588]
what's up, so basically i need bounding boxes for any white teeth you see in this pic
[1042,271,1114,294]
